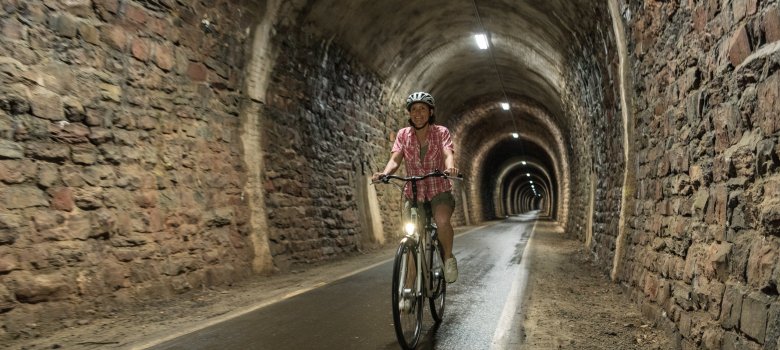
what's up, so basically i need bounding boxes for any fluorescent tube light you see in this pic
[474,34,488,49]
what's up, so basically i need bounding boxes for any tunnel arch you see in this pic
[449,98,571,227]
[497,161,555,217]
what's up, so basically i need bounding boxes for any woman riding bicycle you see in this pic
[372,91,460,283]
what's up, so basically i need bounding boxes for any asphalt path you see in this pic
[148,212,538,350]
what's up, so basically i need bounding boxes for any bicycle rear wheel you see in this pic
[428,235,446,323]
[391,242,421,350]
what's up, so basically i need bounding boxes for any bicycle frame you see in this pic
[400,185,435,300]
[378,169,458,349]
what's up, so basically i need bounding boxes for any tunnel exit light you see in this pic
[500,102,510,110]
[511,132,519,138]
[474,34,489,49]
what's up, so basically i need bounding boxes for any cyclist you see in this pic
[373,91,460,283]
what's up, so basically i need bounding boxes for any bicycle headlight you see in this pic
[404,222,416,235]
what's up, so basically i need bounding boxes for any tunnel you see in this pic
[1,0,780,348]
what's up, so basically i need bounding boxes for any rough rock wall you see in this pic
[0,0,261,340]
[261,22,401,270]
[620,1,780,348]
[559,2,625,269]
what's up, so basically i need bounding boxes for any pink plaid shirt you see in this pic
[392,125,455,201]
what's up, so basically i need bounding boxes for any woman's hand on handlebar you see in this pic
[444,168,459,177]
[372,172,387,183]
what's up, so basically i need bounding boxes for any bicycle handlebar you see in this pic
[376,170,464,184]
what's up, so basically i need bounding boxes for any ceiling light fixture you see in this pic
[474,34,489,49]
[472,0,522,145]
[500,102,510,110]
[511,132,519,138]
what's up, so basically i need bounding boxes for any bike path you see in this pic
[147,213,538,350]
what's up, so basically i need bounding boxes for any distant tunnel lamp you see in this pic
[511,132,519,138]
[526,173,531,177]
[500,102,510,110]
[521,161,527,165]
[474,34,489,49]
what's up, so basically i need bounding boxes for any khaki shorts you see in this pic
[403,191,456,222]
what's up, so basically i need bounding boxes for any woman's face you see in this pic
[409,103,432,128]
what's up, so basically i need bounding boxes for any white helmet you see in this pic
[405,92,435,111]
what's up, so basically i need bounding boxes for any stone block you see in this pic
[757,139,776,175]
[25,142,70,162]
[0,212,21,230]
[746,239,777,289]
[721,330,759,350]
[713,103,738,152]
[702,327,723,349]
[714,155,730,182]
[73,187,104,210]
[732,0,747,22]
[99,83,122,102]
[101,25,128,51]
[721,283,746,329]
[728,25,752,67]
[51,14,78,38]
[692,188,709,218]
[764,203,780,237]
[125,4,148,25]
[131,37,150,62]
[32,164,56,191]
[757,73,779,136]
[2,17,28,40]
[48,187,75,212]
[740,292,770,343]
[77,21,100,45]
[7,271,71,303]
[187,62,208,81]
[763,6,780,43]
[0,282,15,312]
[706,184,727,225]
[705,242,731,280]
[766,302,780,350]
[30,86,64,121]
[93,0,119,17]
[49,121,90,143]
[1,186,48,209]
[153,43,175,71]
[0,159,35,184]
[71,144,98,165]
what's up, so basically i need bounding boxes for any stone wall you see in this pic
[558,1,626,271]
[261,22,403,269]
[619,1,780,348]
[0,0,264,340]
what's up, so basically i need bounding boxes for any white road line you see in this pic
[490,218,538,350]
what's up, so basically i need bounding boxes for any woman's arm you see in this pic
[373,151,404,181]
[443,148,458,176]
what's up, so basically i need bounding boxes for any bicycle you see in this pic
[375,170,463,350]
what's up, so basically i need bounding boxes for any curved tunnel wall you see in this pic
[1,1,779,347]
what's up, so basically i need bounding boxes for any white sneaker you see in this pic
[444,257,458,283]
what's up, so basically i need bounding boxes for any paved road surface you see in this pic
[149,212,538,350]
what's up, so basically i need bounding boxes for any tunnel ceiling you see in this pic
[295,0,606,221]
[300,0,600,124]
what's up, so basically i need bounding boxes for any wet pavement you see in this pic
[148,213,539,350]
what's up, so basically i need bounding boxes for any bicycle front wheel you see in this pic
[391,242,421,350]
[429,236,446,323]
